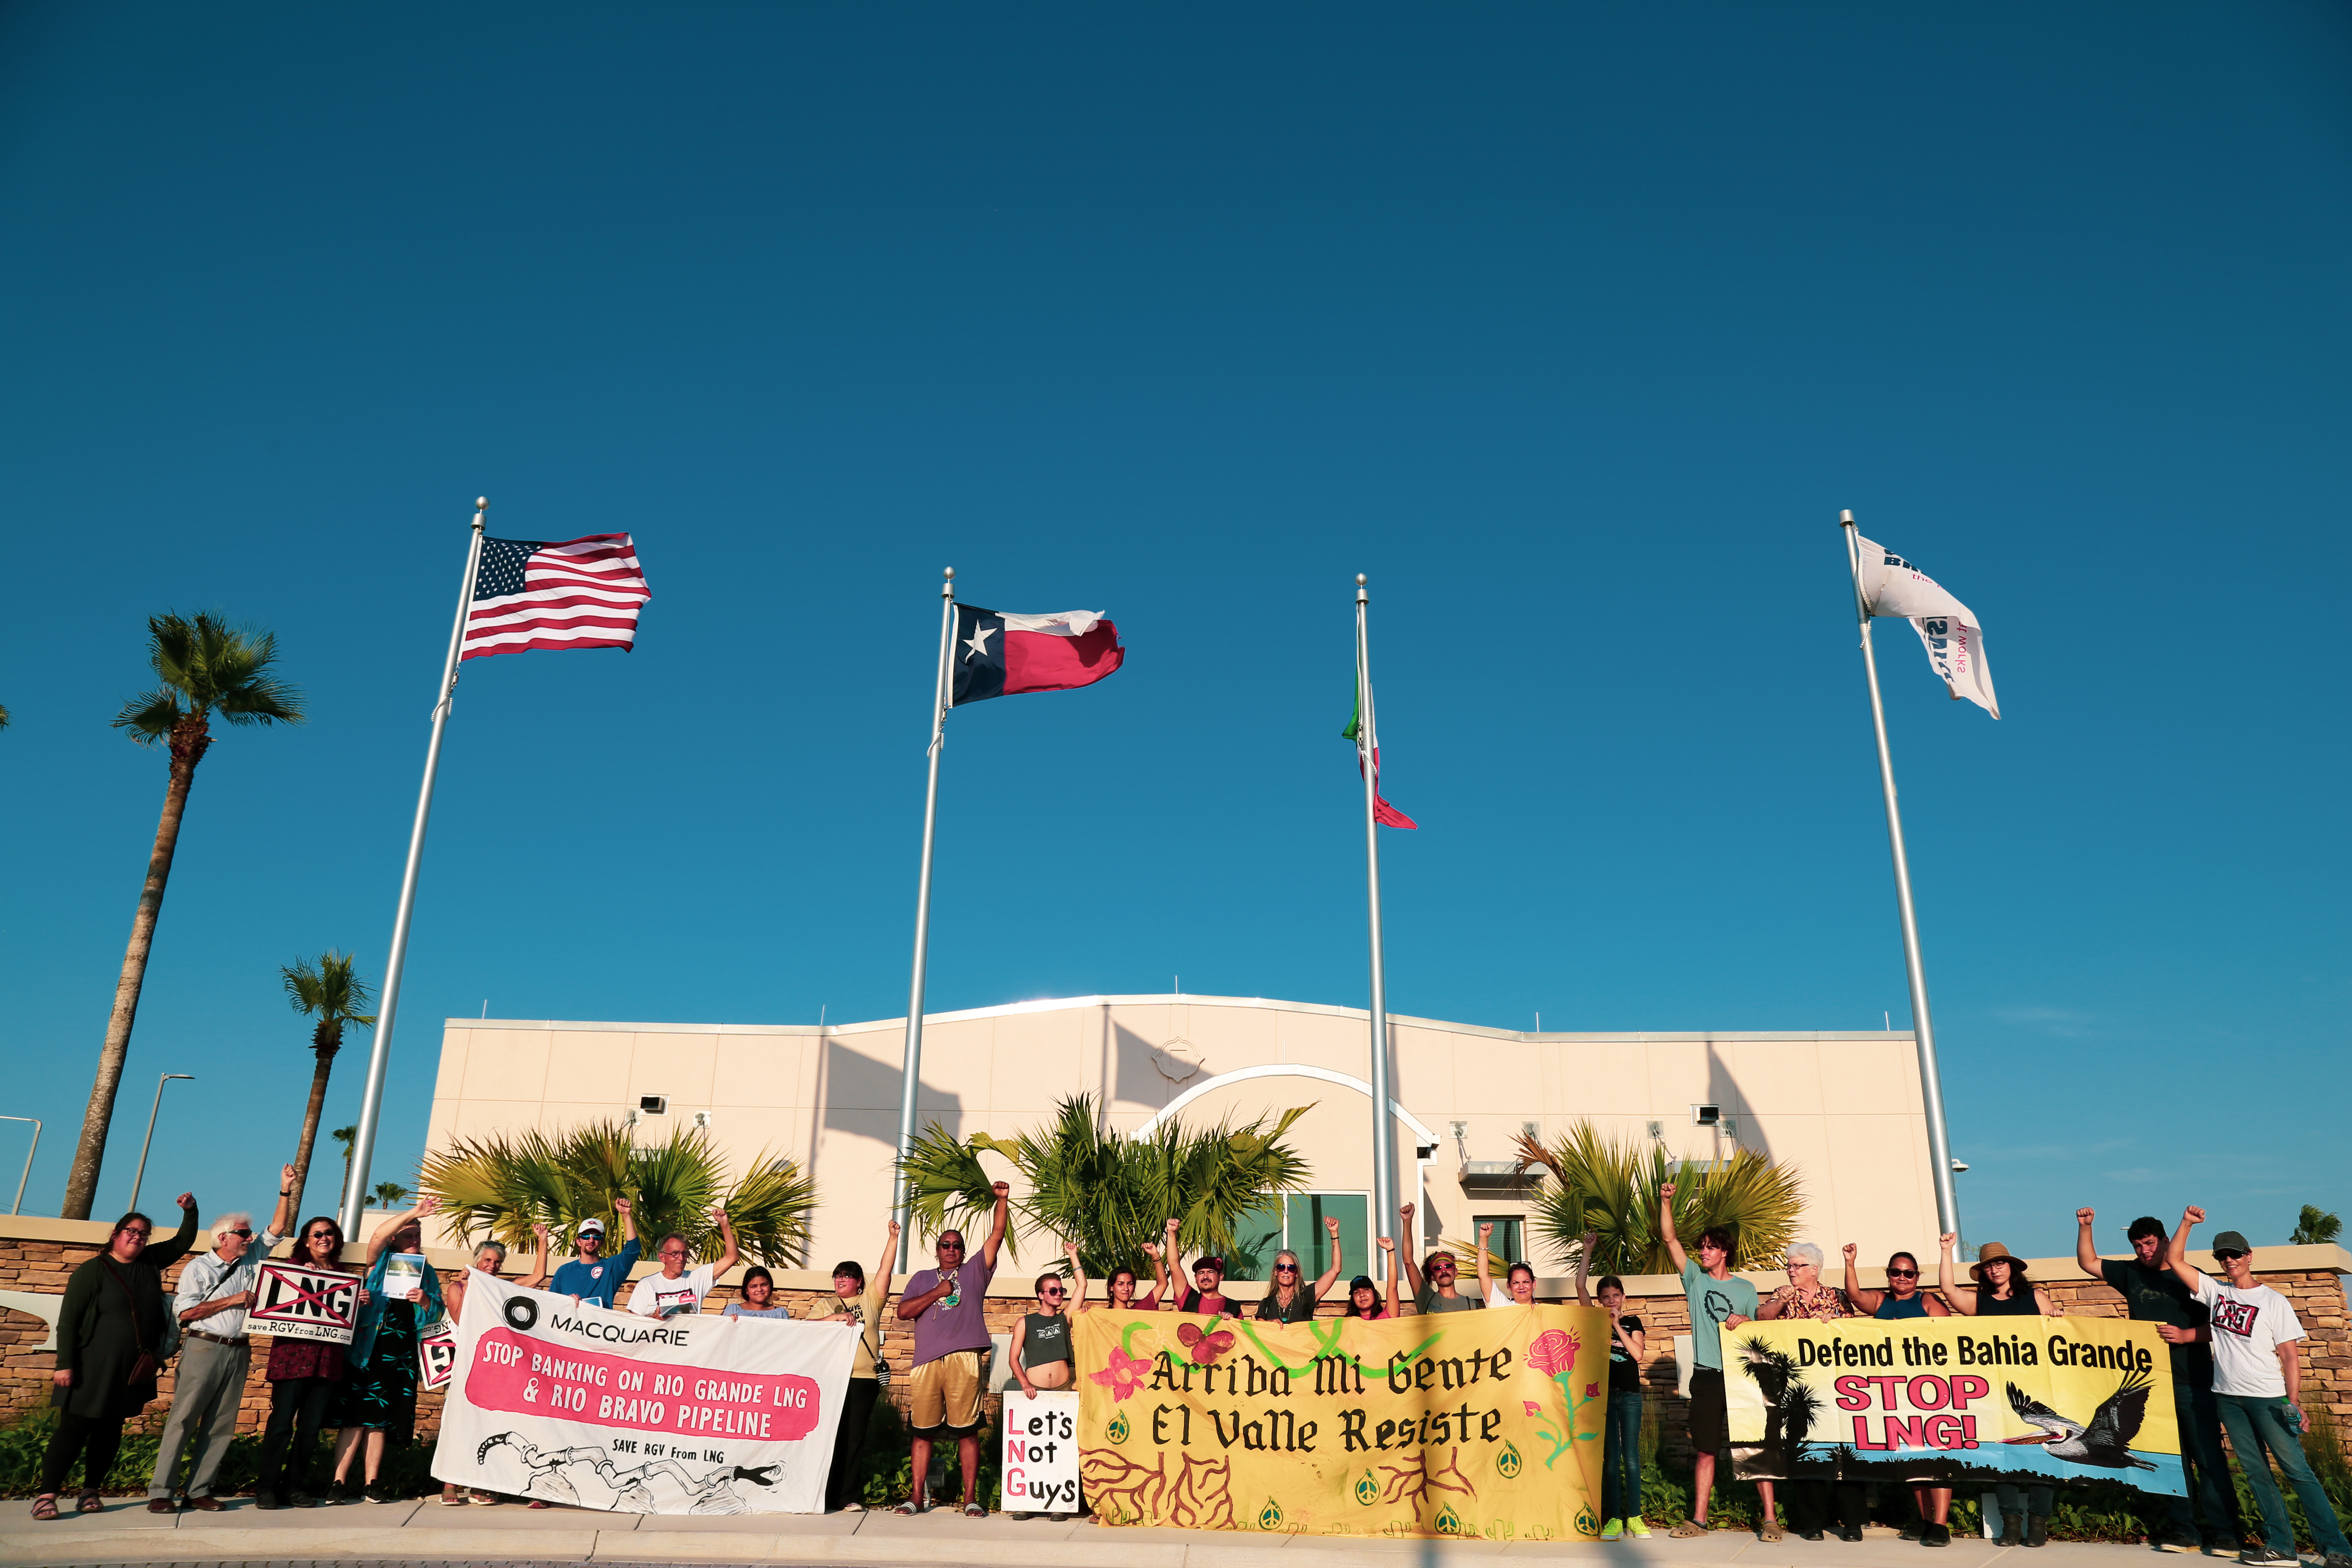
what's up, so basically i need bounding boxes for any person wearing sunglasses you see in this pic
[895,1180,1010,1517]
[624,1207,739,1320]
[1256,1214,1344,1324]
[1840,1244,1952,1546]
[1755,1242,1865,1544]
[252,1212,366,1509]
[145,1167,301,1512]
[550,1198,640,1310]
[2075,1209,2231,1555]
[1396,1202,1483,1315]
[2167,1207,2352,1568]
[31,1192,199,1522]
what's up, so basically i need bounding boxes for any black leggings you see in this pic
[824,1379,882,1511]
[39,1412,128,1495]
[256,1376,336,1496]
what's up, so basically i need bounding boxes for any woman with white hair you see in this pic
[1755,1241,1866,1542]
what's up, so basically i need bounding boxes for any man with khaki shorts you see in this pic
[894,1181,1010,1516]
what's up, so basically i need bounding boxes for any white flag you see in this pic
[1854,535,1999,719]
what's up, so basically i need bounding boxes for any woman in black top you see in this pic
[1938,1236,2060,1545]
[1256,1215,1344,1323]
[33,1196,200,1520]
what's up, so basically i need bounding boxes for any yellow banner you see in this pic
[1075,1307,1609,1539]
[1722,1315,2182,1495]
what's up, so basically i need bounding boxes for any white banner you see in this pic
[1000,1390,1078,1513]
[249,1261,358,1345]
[1856,534,2000,719]
[431,1270,855,1514]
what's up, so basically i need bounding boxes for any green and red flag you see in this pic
[1343,691,1417,829]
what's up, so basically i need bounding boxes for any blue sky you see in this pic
[2,4,2344,1260]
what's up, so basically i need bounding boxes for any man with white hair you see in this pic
[145,1166,299,1511]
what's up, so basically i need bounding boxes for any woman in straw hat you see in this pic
[1938,1235,2063,1546]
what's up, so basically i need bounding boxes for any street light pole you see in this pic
[0,1117,38,1216]
[129,1075,192,1216]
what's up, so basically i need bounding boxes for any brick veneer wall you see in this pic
[5,1222,2345,1472]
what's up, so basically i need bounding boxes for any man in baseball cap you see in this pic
[2166,1207,2351,1568]
[551,1201,641,1311]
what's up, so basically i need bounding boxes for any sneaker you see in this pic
[2158,1528,2205,1554]
[253,1490,282,1512]
[2319,1555,2352,1568]
[1626,1518,1653,1540]
[1840,1526,1866,1543]
[285,1490,318,1509]
[329,1479,361,1505]
[2237,1551,2296,1566]
[1601,1518,1624,1541]
[363,1481,392,1504]
[1921,1522,1952,1548]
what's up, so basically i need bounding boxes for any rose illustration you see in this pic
[1526,1329,1581,1376]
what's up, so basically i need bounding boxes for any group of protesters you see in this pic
[31,1170,2352,1567]
[1637,1188,2350,1568]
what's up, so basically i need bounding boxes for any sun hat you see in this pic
[1968,1242,2031,1281]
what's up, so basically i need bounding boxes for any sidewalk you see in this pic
[0,1498,2223,1568]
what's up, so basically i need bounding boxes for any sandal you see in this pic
[76,1492,103,1514]
[964,1501,987,1518]
[1669,1519,1710,1538]
[29,1494,59,1521]
[893,1499,927,1515]
[1761,1521,1787,1542]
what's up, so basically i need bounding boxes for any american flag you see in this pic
[459,534,651,662]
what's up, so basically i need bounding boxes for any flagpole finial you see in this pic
[476,497,488,511]
[943,566,954,580]
[1356,573,1367,586]
[1839,509,1855,527]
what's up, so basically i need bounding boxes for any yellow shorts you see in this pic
[909,1348,987,1434]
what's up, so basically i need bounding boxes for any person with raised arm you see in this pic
[1258,1214,1343,1323]
[250,1210,364,1509]
[1839,1242,1951,1546]
[1158,1214,1241,1318]
[1397,1202,1483,1314]
[2166,1206,2351,1568]
[1658,1181,1771,1540]
[1577,1229,1651,1541]
[30,1192,199,1521]
[146,1168,298,1513]
[518,1223,552,1290]
[327,1196,447,1503]
[434,1233,517,1506]
[895,1183,1010,1517]
[804,1218,896,1512]
[626,1207,738,1319]
[550,1197,640,1309]
[1342,1236,1402,1319]
[1756,1242,1865,1543]
[2074,1207,2230,1555]
[1072,1240,1156,1314]
[1936,1233,2061,1545]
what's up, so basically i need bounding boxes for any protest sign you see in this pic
[249,1260,359,1345]
[419,1323,457,1392]
[1724,1315,2182,1496]
[1003,1390,1080,1513]
[431,1270,855,1514]
[1076,1307,1609,1539]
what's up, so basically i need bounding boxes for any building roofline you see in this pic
[447,993,1913,1045]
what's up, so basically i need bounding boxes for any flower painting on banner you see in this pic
[1076,1306,1608,1539]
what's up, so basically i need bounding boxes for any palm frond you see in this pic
[897,1120,1008,1258]
[282,951,377,1031]
[132,611,306,727]
[111,687,186,744]
[1517,1119,1802,1274]
[723,1152,820,1268]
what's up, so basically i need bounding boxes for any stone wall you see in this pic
[4,1218,2344,1476]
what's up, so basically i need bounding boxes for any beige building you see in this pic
[424,993,1944,1275]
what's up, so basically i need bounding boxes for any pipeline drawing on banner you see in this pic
[1724,1316,2182,1497]
[249,1261,359,1345]
[1076,1305,1610,1539]
[430,1270,855,1513]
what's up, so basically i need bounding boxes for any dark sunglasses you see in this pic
[221,1227,253,1238]
[305,1227,338,1240]
[938,1241,965,1251]
[1274,1263,1298,1274]
[1041,1287,1065,1299]
[2214,1250,2248,1262]
[1886,1267,1919,1278]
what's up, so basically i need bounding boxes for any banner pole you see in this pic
[1355,575,1401,1257]
[339,499,488,1238]
[893,568,958,1274]
[1841,511,1962,1243]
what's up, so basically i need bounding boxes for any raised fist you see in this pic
[992,1181,1011,1199]
[1325,1215,1341,1237]
[1939,1232,1958,1250]
[1479,1222,1494,1243]
[1399,1201,1416,1223]
[1377,1236,1394,1252]
[2183,1205,2206,1226]
[2076,1208,2096,1227]
[614,1197,633,1215]
[1842,1243,1858,1264]
[1659,1183,1675,1200]
[175,1192,196,1211]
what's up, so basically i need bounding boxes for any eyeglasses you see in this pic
[2214,1250,2248,1262]
[1041,1288,1065,1299]
[1274,1263,1298,1274]
[305,1227,338,1240]
[938,1241,965,1251]
[119,1228,151,1241]
[1886,1268,1919,1278]
[660,1248,688,1258]
[1785,1258,1813,1269]
[221,1228,253,1238]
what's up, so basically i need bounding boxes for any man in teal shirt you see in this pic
[1659,1183,1766,1540]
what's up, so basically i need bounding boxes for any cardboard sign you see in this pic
[1001,1390,1079,1513]
[419,1324,458,1392]
[250,1261,360,1344]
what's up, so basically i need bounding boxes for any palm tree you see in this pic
[328,1123,359,1216]
[281,952,376,1218]
[900,1093,1314,1279]
[419,1118,819,1265]
[62,613,303,1218]
[1514,1120,1804,1275]
[372,1180,411,1208]
[2289,1205,2341,1247]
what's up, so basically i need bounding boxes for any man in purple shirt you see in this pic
[893,1182,1010,1516]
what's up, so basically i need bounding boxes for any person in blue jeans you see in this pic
[2166,1207,2352,1568]
[1577,1232,1649,1540]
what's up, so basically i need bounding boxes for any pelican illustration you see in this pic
[2003,1368,2156,1470]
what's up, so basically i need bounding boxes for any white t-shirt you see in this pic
[627,1263,715,1319]
[2192,1273,2304,1397]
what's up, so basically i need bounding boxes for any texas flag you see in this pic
[950,605,1125,706]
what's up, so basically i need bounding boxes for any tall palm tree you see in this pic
[2289,1205,2341,1247]
[1514,1119,1804,1275]
[62,613,303,1218]
[283,952,376,1217]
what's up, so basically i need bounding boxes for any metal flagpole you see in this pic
[339,499,489,1236]
[893,568,959,1273]
[1840,511,1963,1241]
[1354,575,1401,1254]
